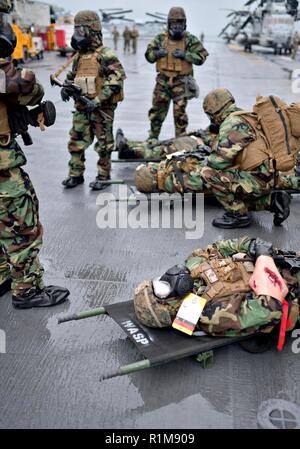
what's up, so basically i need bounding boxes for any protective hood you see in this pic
[0,19,16,57]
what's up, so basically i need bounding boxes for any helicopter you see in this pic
[145,12,168,25]
[219,0,300,55]
[99,8,134,24]
[133,12,167,36]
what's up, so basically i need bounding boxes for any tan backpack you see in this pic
[233,96,300,172]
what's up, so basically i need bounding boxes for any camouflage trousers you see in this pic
[0,167,44,297]
[135,157,206,194]
[201,167,274,214]
[68,108,116,179]
[276,174,300,190]
[149,74,189,139]
[124,39,131,54]
[128,136,199,160]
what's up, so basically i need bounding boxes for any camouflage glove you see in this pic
[154,48,168,60]
[172,49,186,60]
[249,238,274,260]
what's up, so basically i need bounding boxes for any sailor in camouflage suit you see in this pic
[145,7,208,140]
[61,10,126,190]
[115,127,217,160]
[135,89,293,229]
[0,11,69,308]
[134,237,300,342]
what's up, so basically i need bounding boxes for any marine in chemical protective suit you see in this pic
[62,10,126,190]
[145,7,208,140]
[0,6,70,309]
[135,89,300,229]
[134,237,300,352]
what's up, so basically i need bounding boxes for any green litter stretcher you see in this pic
[58,301,276,382]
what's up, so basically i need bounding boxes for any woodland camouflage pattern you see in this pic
[134,128,217,193]
[134,237,300,337]
[0,63,45,297]
[66,33,126,179]
[126,135,201,160]
[146,32,208,138]
[135,103,278,213]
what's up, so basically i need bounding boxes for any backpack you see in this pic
[233,96,300,172]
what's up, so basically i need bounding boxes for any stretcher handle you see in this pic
[58,307,108,324]
[100,360,152,382]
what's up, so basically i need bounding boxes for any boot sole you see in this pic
[13,295,69,310]
[213,221,252,229]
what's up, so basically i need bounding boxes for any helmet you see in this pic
[135,164,158,193]
[134,281,181,329]
[168,7,187,22]
[203,88,235,115]
[0,19,16,57]
[74,10,102,32]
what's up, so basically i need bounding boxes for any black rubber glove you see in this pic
[154,48,168,60]
[61,87,72,102]
[172,49,186,60]
[249,238,274,260]
[83,99,99,114]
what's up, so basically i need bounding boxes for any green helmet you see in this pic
[168,7,187,22]
[74,10,102,32]
[203,88,235,115]
[0,0,12,14]
[134,281,180,329]
[135,164,158,194]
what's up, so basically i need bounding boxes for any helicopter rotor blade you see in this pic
[219,21,233,37]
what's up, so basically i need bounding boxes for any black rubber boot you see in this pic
[116,129,137,160]
[0,279,12,297]
[213,212,253,229]
[270,191,291,227]
[12,286,70,310]
[239,333,274,354]
[62,176,84,189]
[89,176,111,191]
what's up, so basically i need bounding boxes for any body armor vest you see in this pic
[156,34,193,79]
[190,250,255,301]
[74,48,123,103]
[74,49,104,99]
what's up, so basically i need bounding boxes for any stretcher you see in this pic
[58,301,273,382]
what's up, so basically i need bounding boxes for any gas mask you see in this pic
[0,16,16,57]
[71,26,92,52]
[153,265,194,301]
[168,20,186,40]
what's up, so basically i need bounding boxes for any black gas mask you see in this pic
[0,17,16,57]
[153,265,194,301]
[168,20,186,40]
[71,26,91,52]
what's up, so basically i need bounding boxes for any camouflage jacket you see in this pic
[66,47,126,105]
[185,237,300,337]
[145,31,209,68]
[206,104,270,175]
[0,60,44,171]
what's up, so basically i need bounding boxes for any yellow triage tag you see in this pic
[172,294,207,336]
